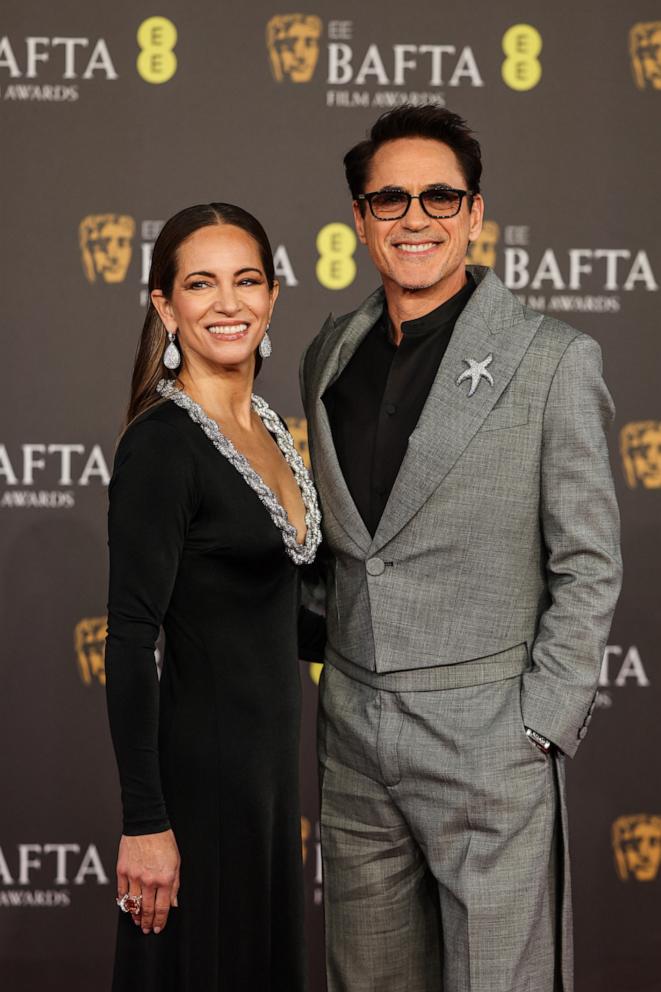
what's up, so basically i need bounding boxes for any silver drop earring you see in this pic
[163,330,181,370]
[259,325,272,359]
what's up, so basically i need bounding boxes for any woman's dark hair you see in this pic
[125,202,275,428]
[344,105,482,209]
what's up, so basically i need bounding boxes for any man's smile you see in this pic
[392,240,443,256]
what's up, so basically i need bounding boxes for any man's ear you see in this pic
[352,201,368,245]
[468,194,485,243]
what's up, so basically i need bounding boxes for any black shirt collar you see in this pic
[385,273,476,341]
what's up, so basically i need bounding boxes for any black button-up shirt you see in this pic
[323,276,475,536]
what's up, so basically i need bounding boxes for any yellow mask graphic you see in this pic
[620,421,661,489]
[79,214,135,283]
[74,616,108,686]
[301,816,311,865]
[630,22,661,90]
[467,220,500,269]
[612,814,661,881]
[266,14,323,83]
[285,417,311,468]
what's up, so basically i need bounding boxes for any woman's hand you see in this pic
[116,830,180,934]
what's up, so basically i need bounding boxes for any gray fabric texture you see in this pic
[327,640,529,691]
[301,266,622,758]
[301,266,620,990]
[318,664,571,992]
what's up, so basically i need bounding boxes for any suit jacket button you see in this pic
[578,726,588,740]
[366,557,385,576]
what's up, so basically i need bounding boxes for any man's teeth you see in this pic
[207,323,249,335]
[396,242,437,253]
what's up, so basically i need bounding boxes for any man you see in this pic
[300,106,622,992]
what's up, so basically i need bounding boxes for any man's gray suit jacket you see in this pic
[300,265,622,758]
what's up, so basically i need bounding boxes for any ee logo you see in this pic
[502,24,542,91]
[137,16,178,84]
[316,223,357,290]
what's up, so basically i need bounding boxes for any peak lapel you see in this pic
[314,286,385,400]
[371,270,543,551]
[310,288,385,553]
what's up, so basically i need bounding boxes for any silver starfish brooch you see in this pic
[456,354,494,397]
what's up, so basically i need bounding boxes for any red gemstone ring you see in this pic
[116,893,143,915]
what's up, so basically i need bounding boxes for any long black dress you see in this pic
[105,392,322,991]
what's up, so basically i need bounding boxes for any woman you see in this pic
[105,202,323,991]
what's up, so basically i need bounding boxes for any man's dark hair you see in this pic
[344,105,482,210]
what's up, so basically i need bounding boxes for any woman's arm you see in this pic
[105,416,198,932]
[297,549,328,662]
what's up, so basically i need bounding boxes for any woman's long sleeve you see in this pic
[105,419,198,835]
[297,554,328,663]
[297,606,326,663]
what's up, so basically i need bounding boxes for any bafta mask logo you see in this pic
[467,220,500,269]
[301,815,311,865]
[74,616,107,686]
[612,814,661,881]
[285,417,311,468]
[266,14,323,83]
[79,214,135,283]
[630,22,661,90]
[620,421,661,489]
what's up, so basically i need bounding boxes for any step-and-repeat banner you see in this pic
[1,2,659,989]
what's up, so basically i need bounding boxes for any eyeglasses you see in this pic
[357,186,473,221]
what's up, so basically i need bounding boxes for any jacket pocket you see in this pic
[480,402,530,432]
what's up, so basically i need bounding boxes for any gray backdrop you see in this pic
[1,1,659,989]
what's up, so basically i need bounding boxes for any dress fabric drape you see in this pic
[106,400,307,991]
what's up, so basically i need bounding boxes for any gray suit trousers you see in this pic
[319,664,572,992]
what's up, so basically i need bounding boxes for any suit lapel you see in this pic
[310,288,385,552]
[315,286,385,397]
[371,269,543,551]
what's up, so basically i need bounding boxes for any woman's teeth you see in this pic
[207,323,249,336]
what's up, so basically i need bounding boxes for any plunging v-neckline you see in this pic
[255,421,308,547]
[156,379,322,566]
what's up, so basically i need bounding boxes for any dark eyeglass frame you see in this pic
[357,186,473,221]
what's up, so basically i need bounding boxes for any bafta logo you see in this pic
[467,220,500,268]
[266,14,323,82]
[285,417,311,468]
[301,816,311,865]
[620,421,661,489]
[74,616,107,686]
[630,22,661,90]
[79,214,135,283]
[612,814,661,881]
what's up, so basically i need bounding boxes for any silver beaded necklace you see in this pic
[157,379,321,566]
